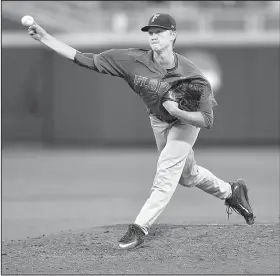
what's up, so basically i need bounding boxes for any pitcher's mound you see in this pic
[2,223,279,274]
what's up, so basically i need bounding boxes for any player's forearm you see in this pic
[173,109,207,128]
[163,101,213,129]
[40,33,77,60]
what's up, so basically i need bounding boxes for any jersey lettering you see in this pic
[134,74,169,94]
[149,79,158,91]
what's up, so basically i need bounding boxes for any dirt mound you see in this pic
[2,224,279,274]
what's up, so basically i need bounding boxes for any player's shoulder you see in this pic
[101,48,148,60]
[127,48,150,57]
[175,52,209,82]
[176,52,201,70]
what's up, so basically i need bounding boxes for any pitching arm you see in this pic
[28,23,79,60]
[28,23,99,70]
[40,33,77,60]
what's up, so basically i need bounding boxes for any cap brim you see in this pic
[141,25,171,32]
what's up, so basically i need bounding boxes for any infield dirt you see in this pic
[2,223,279,274]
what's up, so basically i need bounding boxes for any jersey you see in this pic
[74,48,218,125]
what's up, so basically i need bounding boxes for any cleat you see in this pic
[225,179,255,225]
[119,224,145,249]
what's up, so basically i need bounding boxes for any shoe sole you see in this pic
[236,179,250,202]
[237,179,251,203]
[237,179,255,225]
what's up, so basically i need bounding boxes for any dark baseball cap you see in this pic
[141,13,176,32]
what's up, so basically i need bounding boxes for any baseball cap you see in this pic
[141,13,176,32]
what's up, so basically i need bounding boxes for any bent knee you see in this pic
[179,175,197,188]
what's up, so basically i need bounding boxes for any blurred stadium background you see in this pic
[1,0,280,146]
[1,1,279,241]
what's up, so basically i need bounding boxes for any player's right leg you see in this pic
[149,115,255,225]
[179,152,255,225]
[179,153,232,199]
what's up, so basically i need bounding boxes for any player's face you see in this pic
[147,27,175,51]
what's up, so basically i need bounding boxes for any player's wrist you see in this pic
[40,32,50,42]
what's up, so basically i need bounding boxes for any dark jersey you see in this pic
[74,48,217,126]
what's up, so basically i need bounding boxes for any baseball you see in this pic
[21,15,34,27]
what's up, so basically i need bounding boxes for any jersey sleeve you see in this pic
[74,52,98,71]
[197,79,218,113]
[197,79,217,129]
[200,109,214,129]
[73,49,131,78]
[93,49,131,78]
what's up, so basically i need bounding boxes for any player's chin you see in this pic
[150,44,162,51]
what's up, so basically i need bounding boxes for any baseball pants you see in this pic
[134,115,232,234]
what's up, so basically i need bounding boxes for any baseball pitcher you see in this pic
[27,13,255,249]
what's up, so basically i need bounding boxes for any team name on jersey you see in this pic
[134,74,170,94]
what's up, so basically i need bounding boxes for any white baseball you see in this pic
[21,15,34,27]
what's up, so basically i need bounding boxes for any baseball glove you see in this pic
[160,76,211,112]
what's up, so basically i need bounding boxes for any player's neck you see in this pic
[153,47,175,69]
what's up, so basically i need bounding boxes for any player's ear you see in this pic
[170,31,177,47]
[170,30,176,39]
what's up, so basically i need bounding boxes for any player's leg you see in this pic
[179,149,232,199]
[179,143,255,225]
[146,117,254,226]
[119,120,199,249]
[149,118,254,225]
[118,115,169,249]
[149,115,169,152]
[133,123,199,232]
[149,117,232,201]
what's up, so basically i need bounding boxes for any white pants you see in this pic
[134,115,232,234]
